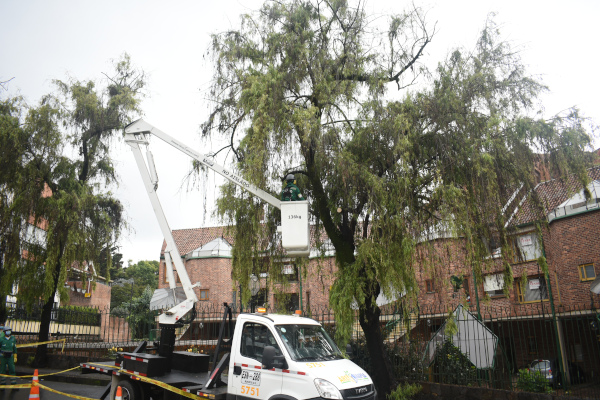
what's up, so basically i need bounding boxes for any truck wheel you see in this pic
[117,380,141,400]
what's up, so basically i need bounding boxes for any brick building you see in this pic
[7,181,112,311]
[158,227,337,312]
[411,165,600,381]
[414,166,600,311]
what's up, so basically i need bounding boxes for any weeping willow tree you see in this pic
[0,54,145,366]
[202,1,593,394]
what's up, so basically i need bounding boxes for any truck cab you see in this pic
[229,310,376,400]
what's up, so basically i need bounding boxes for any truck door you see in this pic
[232,322,283,400]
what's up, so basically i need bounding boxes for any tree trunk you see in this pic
[359,299,394,396]
[33,251,63,367]
[32,293,55,367]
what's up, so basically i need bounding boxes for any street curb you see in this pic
[15,367,110,387]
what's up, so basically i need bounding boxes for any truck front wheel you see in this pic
[117,380,141,400]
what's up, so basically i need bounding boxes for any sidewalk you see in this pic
[14,365,110,387]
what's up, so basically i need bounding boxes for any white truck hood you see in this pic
[300,358,373,389]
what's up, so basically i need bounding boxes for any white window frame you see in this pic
[483,274,505,297]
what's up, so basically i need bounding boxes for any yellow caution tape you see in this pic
[17,338,66,352]
[117,369,208,400]
[36,382,100,400]
[84,362,120,369]
[0,384,31,389]
[6,365,82,379]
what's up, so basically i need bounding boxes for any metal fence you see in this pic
[6,299,600,398]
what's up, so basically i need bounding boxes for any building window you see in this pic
[425,279,435,293]
[277,262,299,282]
[516,276,548,303]
[463,278,470,301]
[578,263,596,282]
[483,274,505,297]
[162,263,168,284]
[511,232,542,263]
[23,223,47,248]
[199,289,209,301]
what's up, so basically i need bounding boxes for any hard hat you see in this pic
[286,174,295,181]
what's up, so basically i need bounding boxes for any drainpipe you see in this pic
[472,270,482,321]
[299,264,303,313]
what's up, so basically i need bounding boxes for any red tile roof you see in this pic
[160,226,235,257]
[512,166,600,225]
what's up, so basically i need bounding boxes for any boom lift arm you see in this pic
[124,119,310,325]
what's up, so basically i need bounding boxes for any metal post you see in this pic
[539,236,566,389]
[299,264,303,313]
[472,270,482,321]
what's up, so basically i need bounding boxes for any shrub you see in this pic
[387,383,422,400]
[517,369,552,393]
[432,339,477,385]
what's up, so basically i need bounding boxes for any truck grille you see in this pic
[340,384,375,400]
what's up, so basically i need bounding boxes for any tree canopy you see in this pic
[0,54,145,366]
[110,260,159,309]
[203,1,593,394]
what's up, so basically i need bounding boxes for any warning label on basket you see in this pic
[241,370,261,386]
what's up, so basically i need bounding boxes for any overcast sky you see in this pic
[2,0,599,266]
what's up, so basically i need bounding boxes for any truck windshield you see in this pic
[275,324,343,361]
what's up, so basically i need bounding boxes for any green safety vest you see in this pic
[281,182,303,201]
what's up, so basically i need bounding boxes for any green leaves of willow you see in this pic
[0,54,145,310]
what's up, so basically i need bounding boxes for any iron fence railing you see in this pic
[6,300,600,398]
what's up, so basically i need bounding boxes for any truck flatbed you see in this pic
[81,361,228,400]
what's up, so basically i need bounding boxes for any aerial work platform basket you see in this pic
[279,200,310,257]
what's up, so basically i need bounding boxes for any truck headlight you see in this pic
[314,378,343,400]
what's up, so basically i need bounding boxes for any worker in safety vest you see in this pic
[281,174,303,201]
[0,326,17,385]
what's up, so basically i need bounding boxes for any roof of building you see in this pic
[187,237,232,258]
[512,166,600,226]
[160,226,233,258]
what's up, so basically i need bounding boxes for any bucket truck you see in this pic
[80,120,375,400]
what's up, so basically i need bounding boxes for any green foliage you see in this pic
[432,339,476,385]
[0,53,145,312]
[110,260,160,309]
[0,54,145,364]
[97,246,124,281]
[387,383,422,400]
[387,341,428,382]
[56,305,101,326]
[517,368,553,393]
[112,287,156,339]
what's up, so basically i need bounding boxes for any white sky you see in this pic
[2,0,599,265]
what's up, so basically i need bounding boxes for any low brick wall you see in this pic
[413,382,586,400]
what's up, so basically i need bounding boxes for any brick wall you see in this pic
[65,280,111,308]
[412,209,600,313]
[185,257,234,305]
[542,210,600,307]
[159,254,338,311]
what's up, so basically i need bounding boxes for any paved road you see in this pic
[0,380,106,400]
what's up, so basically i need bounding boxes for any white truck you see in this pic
[80,120,376,400]
[82,305,376,400]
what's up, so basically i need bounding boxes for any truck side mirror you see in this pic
[262,346,287,370]
[346,343,354,359]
